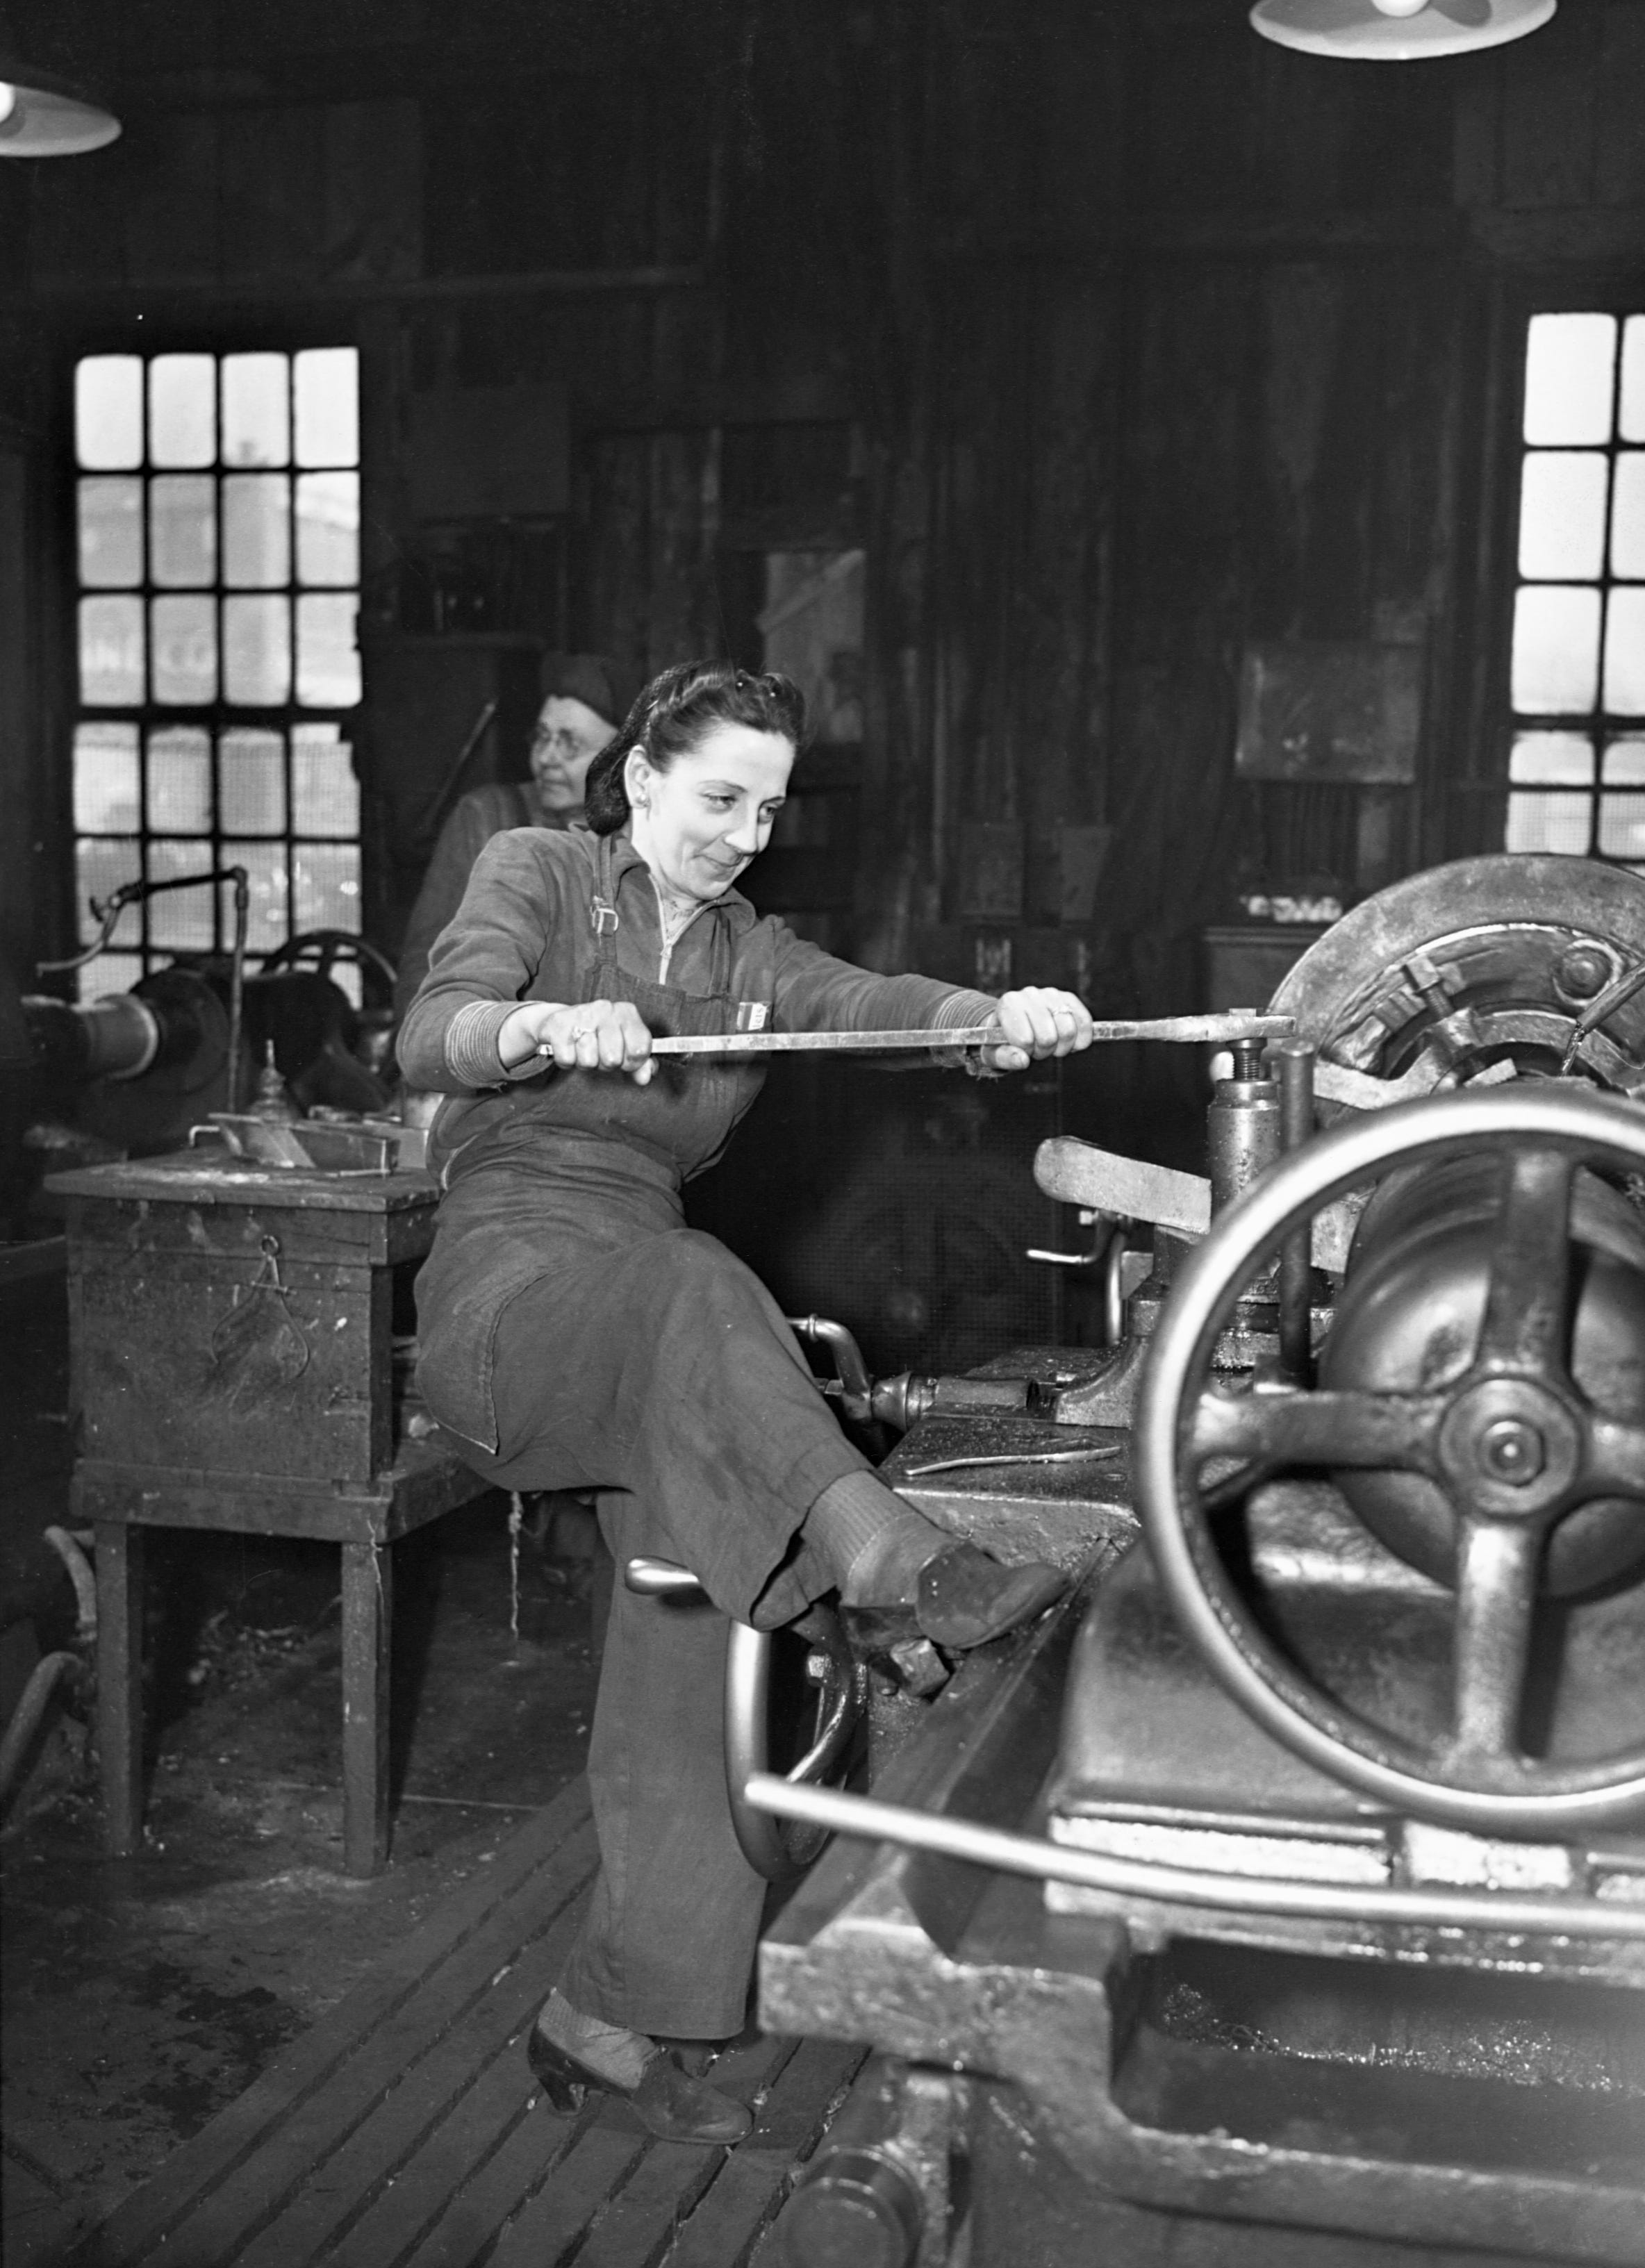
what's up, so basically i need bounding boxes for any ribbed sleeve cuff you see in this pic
[445,1000,529,1087]
[929,987,1005,1077]
[931,988,999,1030]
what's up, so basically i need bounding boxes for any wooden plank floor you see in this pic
[67,1778,867,2268]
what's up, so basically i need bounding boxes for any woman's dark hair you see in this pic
[583,660,807,836]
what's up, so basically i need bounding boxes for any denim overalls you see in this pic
[414,830,871,2038]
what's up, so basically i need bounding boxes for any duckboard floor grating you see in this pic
[67,1777,867,2268]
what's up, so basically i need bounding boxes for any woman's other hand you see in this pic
[498,999,656,1084]
[982,988,1093,1073]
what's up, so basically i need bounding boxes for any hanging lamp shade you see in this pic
[1250,0,1557,61]
[0,53,119,155]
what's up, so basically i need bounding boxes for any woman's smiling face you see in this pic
[627,723,795,905]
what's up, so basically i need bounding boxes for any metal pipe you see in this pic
[1104,1223,1130,1348]
[225,866,249,1116]
[743,1774,1645,1940]
[787,1315,873,1403]
[1270,1038,1318,1379]
[415,698,500,841]
[0,1653,80,1802]
[42,1526,96,1642]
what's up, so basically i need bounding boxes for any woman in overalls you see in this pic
[397,661,1094,2144]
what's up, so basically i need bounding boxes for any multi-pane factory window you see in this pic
[72,348,363,999]
[1505,312,1645,872]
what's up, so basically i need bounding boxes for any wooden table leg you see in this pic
[340,1539,392,1877]
[95,1520,144,1856]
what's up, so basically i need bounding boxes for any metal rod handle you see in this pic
[645,1013,1297,1059]
[623,1555,708,1600]
[743,1775,1645,1940]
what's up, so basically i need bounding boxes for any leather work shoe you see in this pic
[914,1542,1068,1650]
[527,2026,752,2144]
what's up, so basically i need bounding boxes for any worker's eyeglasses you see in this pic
[532,727,600,759]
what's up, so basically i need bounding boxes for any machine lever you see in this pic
[624,1556,709,1601]
[1035,1137,1361,1273]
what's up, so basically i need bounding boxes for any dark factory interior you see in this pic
[1,3,1643,2265]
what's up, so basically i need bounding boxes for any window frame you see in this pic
[52,313,371,999]
[1463,276,1645,870]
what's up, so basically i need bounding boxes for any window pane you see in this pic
[147,841,222,950]
[1622,317,1645,445]
[1523,314,1617,447]
[75,951,143,1005]
[74,722,140,832]
[224,595,292,705]
[295,472,358,587]
[1505,792,1592,855]
[1511,585,1601,713]
[1510,731,1594,786]
[1603,587,1645,714]
[222,842,290,952]
[220,727,286,834]
[79,595,145,705]
[1516,452,1608,581]
[291,841,361,934]
[78,477,143,587]
[222,473,291,588]
[147,725,212,833]
[76,356,144,472]
[292,725,358,836]
[148,354,217,469]
[151,595,218,704]
[296,593,361,706]
[1598,794,1645,860]
[149,474,217,588]
[1603,736,1645,786]
[222,354,290,468]
[294,348,358,468]
[1612,452,1645,579]
[76,838,143,942]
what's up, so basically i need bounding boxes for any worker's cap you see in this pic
[538,652,631,730]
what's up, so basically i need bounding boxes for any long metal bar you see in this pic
[647,1013,1296,1059]
[743,1774,1645,1940]
[1271,1037,1317,1380]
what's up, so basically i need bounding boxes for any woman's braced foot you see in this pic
[527,2026,752,2144]
[913,1542,1068,1650]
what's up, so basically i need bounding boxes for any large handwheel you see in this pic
[625,1558,863,1882]
[1134,1085,1645,1839]
[261,929,398,998]
[725,1609,862,1881]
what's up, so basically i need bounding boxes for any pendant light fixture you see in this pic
[0,46,119,155]
[1250,0,1557,62]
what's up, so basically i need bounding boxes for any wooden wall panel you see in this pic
[27,143,128,289]
[1596,3,1645,205]
[1251,263,1350,639]
[321,103,423,284]
[220,106,328,285]
[1498,6,1601,208]
[121,111,222,286]
[1117,270,1250,668]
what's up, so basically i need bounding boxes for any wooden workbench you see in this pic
[47,1148,493,1876]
